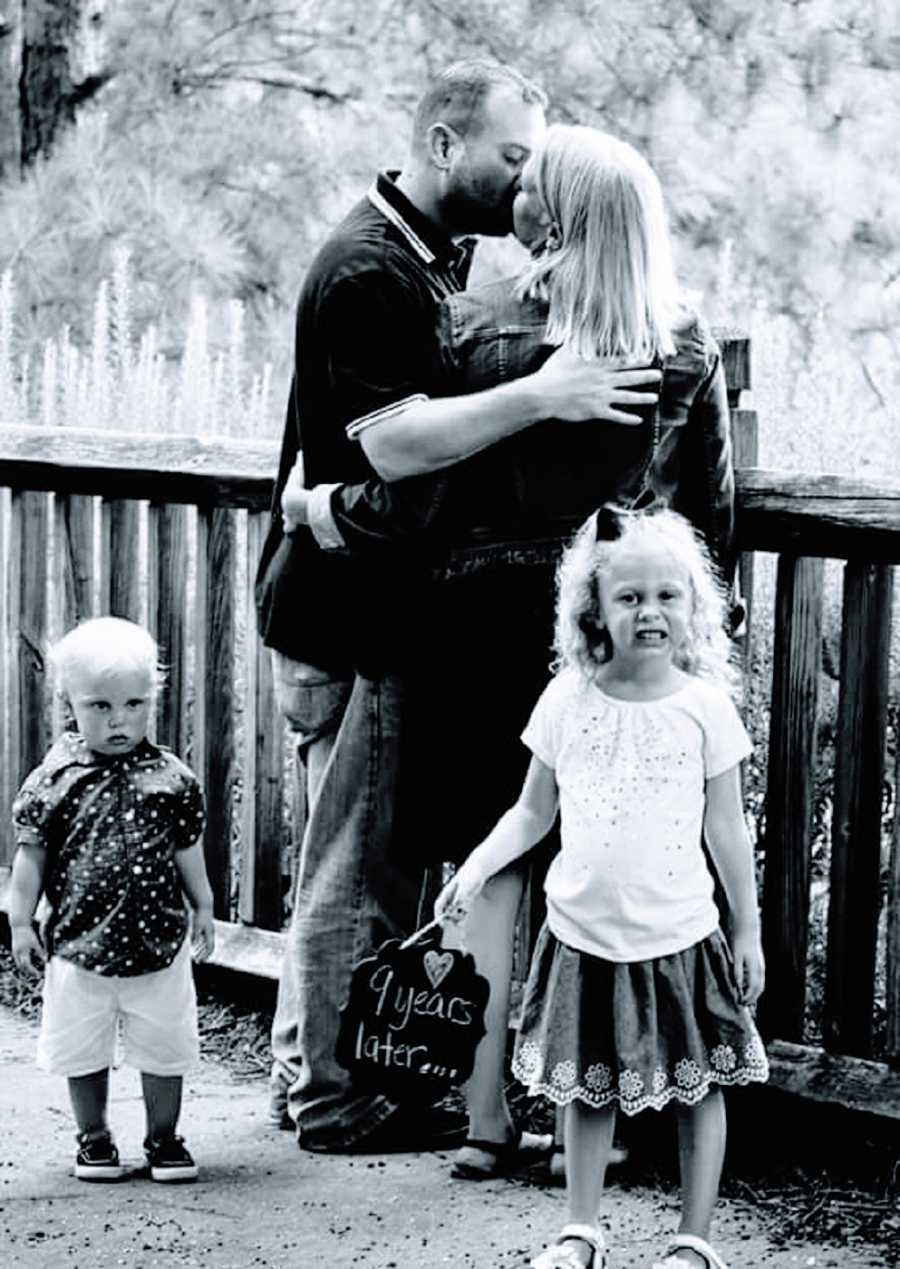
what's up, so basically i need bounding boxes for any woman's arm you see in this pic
[174,842,216,962]
[8,844,48,976]
[435,755,559,921]
[687,349,737,592]
[703,763,765,1004]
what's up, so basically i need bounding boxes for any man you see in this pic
[256,60,661,1154]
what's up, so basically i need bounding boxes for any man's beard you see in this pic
[442,184,516,238]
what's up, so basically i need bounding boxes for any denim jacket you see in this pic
[433,280,735,584]
[331,276,736,591]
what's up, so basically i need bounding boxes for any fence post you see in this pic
[240,511,285,930]
[0,490,9,862]
[99,499,142,622]
[824,562,893,1058]
[758,554,823,1041]
[9,490,50,798]
[147,502,191,755]
[196,505,238,919]
[887,735,900,1063]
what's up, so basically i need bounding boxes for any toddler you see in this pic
[9,617,214,1183]
[437,507,768,1269]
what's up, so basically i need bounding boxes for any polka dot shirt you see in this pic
[12,732,206,977]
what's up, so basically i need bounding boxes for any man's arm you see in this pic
[286,349,665,554]
[355,346,662,481]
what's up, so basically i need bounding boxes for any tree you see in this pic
[0,0,110,176]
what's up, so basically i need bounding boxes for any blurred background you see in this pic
[0,0,897,477]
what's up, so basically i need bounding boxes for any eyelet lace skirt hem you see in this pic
[511,924,769,1116]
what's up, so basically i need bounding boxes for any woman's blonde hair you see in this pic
[50,617,164,696]
[516,124,680,361]
[554,506,737,691]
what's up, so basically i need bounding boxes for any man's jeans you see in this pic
[268,652,423,1149]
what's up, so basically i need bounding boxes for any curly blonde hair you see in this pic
[553,506,738,692]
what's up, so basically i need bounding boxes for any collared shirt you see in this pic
[255,170,475,673]
[12,732,205,977]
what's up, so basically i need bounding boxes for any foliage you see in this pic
[0,252,273,434]
[0,0,898,442]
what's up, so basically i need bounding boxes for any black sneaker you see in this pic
[74,1131,127,1182]
[144,1134,198,1182]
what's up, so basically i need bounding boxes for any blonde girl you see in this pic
[437,506,766,1269]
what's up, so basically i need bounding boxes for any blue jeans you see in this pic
[268,652,423,1148]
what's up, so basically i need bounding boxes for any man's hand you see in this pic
[529,346,661,424]
[10,924,45,977]
[281,455,309,533]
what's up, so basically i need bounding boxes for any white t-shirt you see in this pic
[522,668,752,963]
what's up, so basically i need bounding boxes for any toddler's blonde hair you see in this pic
[554,506,737,691]
[49,617,163,696]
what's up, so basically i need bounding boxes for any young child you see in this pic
[8,617,215,1184]
[436,506,768,1269]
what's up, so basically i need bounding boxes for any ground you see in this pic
[0,1008,893,1269]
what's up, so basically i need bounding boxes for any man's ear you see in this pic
[426,122,461,170]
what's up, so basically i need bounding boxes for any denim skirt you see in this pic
[511,924,769,1115]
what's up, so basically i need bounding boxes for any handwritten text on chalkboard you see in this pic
[336,937,490,1099]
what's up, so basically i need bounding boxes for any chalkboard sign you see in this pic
[336,925,490,1102]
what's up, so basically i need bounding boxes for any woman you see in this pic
[282,124,739,1182]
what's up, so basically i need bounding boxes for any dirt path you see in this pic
[0,1009,887,1268]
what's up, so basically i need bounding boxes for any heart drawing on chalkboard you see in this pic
[423,950,454,989]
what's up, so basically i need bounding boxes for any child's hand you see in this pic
[191,909,216,963]
[10,924,45,977]
[434,861,488,925]
[731,927,765,1006]
[281,456,309,533]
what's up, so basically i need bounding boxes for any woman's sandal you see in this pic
[652,1233,729,1269]
[450,1130,553,1180]
[531,1223,607,1269]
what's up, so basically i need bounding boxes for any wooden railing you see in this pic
[1,335,898,1115]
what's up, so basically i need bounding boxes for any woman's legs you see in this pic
[446,867,525,1147]
[68,1069,111,1139]
[673,1088,727,1264]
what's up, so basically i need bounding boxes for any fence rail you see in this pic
[1,334,899,1117]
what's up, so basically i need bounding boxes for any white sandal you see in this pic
[653,1233,729,1269]
[532,1223,607,1269]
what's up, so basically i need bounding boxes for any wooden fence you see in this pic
[1,334,899,1118]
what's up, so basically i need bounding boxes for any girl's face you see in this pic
[597,547,692,670]
[66,663,154,757]
[513,158,554,251]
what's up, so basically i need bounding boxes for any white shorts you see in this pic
[36,939,199,1078]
